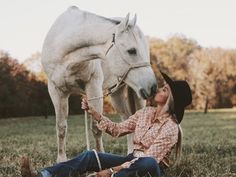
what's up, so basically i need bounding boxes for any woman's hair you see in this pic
[174,124,183,165]
[161,91,183,165]
[160,90,175,115]
[148,87,183,165]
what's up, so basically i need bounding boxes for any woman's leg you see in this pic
[97,152,134,169]
[114,157,161,177]
[40,150,134,177]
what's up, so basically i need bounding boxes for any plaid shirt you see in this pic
[97,106,179,167]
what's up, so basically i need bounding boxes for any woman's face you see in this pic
[154,83,171,105]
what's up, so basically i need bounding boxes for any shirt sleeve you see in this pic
[145,120,178,162]
[96,109,142,137]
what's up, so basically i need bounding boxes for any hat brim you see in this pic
[160,71,183,123]
[174,107,184,124]
[160,72,174,88]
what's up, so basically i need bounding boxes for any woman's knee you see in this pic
[141,157,159,170]
[84,150,94,156]
[74,150,95,161]
[85,150,93,153]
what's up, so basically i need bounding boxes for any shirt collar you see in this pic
[152,108,172,123]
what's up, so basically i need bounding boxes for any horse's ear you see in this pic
[118,13,130,32]
[129,14,137,28]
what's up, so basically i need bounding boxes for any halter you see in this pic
[103,32,151,98]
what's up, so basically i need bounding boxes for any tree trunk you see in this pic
[204,96,209,114]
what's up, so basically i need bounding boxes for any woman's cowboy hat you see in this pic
[160,72,192,123]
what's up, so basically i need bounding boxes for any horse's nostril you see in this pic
[151,84,157,95]
[140,88,148,99]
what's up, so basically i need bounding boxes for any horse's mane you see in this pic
[97,16,121,25]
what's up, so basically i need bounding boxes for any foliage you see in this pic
[231,95,236,107]
[0,51,84,118]
[149,35,236,110]
[0,111,235,177]
[0,51,53,118]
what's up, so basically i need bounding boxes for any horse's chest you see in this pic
[51,61,99,92]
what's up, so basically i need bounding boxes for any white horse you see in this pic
[41,6,157,163]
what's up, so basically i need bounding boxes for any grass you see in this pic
[0,111,235,177]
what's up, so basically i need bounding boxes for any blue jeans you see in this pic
[41,150,164,177]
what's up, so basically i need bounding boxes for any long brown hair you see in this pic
[174,124,183,165]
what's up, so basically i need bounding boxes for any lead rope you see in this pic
[84,111,90,150]
[85,149,102,177]
[93,149,102,170]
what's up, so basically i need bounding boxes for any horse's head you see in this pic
[105,14,157,99]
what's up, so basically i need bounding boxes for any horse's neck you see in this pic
[56,10,118,61]
[100,60,118,90]
[78,12,119,88]
[70,9,120,89]
[79,11,117,46]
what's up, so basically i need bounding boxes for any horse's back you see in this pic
[41,6,110,66]
[42,6,85,62]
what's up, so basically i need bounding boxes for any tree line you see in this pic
[149,34,236,110]
[0,35,236,118]
[0,51,82,118]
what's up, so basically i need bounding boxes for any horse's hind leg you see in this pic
[48,80,69,162]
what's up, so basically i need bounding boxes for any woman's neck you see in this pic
[156,104,164,113]
[152,105,164,123]
[154,105,163,121]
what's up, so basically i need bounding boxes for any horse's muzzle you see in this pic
[139,84,157,99]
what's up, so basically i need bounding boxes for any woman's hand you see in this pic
[81,98,91,113]
[81,98,94,114]
[96,169,111,177]
[121,158,139,169]
[81,98,102,122]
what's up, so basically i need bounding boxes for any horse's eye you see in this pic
[127,48,137,55]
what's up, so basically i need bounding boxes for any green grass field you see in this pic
[0,110,236,177]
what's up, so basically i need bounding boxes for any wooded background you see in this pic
[1,35,236,118]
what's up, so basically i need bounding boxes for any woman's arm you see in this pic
[96,113,139,137]
[81,98,103,122]
[81,98,140,137]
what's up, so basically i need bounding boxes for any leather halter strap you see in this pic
[103,33,151,97]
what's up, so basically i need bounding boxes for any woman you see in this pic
[21,72,192,177]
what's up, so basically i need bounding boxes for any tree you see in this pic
[149,35,236,110]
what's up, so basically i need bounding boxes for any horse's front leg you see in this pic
[48,80,69,163]
[85,70,104,152]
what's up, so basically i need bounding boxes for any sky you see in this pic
[0,0,235,62]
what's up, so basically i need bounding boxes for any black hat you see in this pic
[160,72,192,124]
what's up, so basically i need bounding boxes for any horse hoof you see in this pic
[57,155,67,163]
